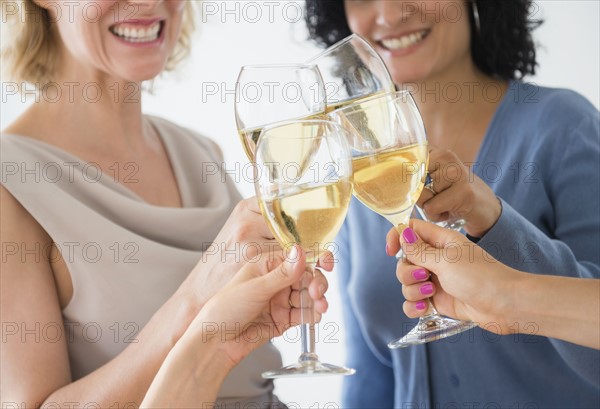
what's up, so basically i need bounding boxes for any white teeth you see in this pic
[381,30,428,50]
[110,21,162,43]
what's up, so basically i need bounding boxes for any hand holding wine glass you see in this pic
[417,147,502,238]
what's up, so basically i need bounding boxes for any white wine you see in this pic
[325,90,388,114]
[239,128,263,161]
[247,120,331,186]
[352,144,428,226]
[262,181,352,262]
[239,114,325,162]
[329,92,424,152]
[239,91,389,161]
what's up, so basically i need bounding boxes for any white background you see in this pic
[1,1,599,407]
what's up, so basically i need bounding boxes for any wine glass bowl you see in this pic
[235,64,326,161]
[306,33,395,111]
[329,91,428,227]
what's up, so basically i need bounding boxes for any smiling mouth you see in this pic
[109,20,164,43]
[379,29,431,51]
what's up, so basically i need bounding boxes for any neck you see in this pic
[31,46,150,151]
[400,60,508,159]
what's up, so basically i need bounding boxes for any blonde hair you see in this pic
[0,0,196,88]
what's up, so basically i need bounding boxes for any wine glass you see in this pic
[235,64,326,161]
[328,90,477,348]
[254,119,356,378]
[306,33,395,112]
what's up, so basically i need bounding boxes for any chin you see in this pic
[390,69,429,87]
[119,65,167,83]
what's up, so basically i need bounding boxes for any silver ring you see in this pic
[424,181,436,195]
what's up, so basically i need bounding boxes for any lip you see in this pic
[109,19,166,48]
[374,28,431,58]
[113,18,163,27]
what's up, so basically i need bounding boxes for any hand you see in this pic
[419,147,501,237]
[172,198,331,343]
[141,245,330,406]
[386,220,522,334]
[185,245,331,367]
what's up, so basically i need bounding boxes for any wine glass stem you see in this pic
[299,263,318,363]
[423,299,439,318]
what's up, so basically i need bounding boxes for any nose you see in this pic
[374,1,414,28]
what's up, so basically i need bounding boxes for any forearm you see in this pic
[42,292,199,407]
[141,335,232,408]
[478,199,599,279]
[508,273,600,350]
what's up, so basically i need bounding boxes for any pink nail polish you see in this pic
[416,301,427,310]
[385,244,391,256]
[412,269,428,280]
[420,283,434,295]
[402,227,418,244]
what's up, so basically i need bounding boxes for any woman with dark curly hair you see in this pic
[305,1,600,407]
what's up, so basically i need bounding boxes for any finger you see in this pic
[401,281,436,302]
[427,147,462,180]
[308,268,328,300]
[421,187,465,223]
[386,226,401,256]
[287,289,302,309]
[244,242,282,263]
[398,224,449,275]
[234,197,276,240]
[314,297,329,315]
[316,251,334,272]
[403,300,429,318]
[416,186,436,208]
[287,287,328,311]
[396,262,430,285]
[291,269,312,291]
[417,149,465,208]
[427,165,457,194]
[254,245,306,295]
[426,146,445,173]
[416,167,454,208]
[410,219,465,248]
[289,308,323,327]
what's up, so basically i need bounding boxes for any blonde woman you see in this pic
[0,1,330,407]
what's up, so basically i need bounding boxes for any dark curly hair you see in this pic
[304,0,542,81]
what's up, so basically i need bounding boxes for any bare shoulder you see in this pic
[1,184,51,248]
[0,186,72,404]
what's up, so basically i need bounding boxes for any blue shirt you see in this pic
[337,81,600,408]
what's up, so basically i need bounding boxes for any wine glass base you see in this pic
[442,218,467,231]
[262,361,356,379]
[388,315,477,349]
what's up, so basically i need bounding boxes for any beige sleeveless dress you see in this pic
[0,115,283,407]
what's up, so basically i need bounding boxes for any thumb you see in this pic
[255,244,306,295]
[411,219,465,248]
[399,221,461,276]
